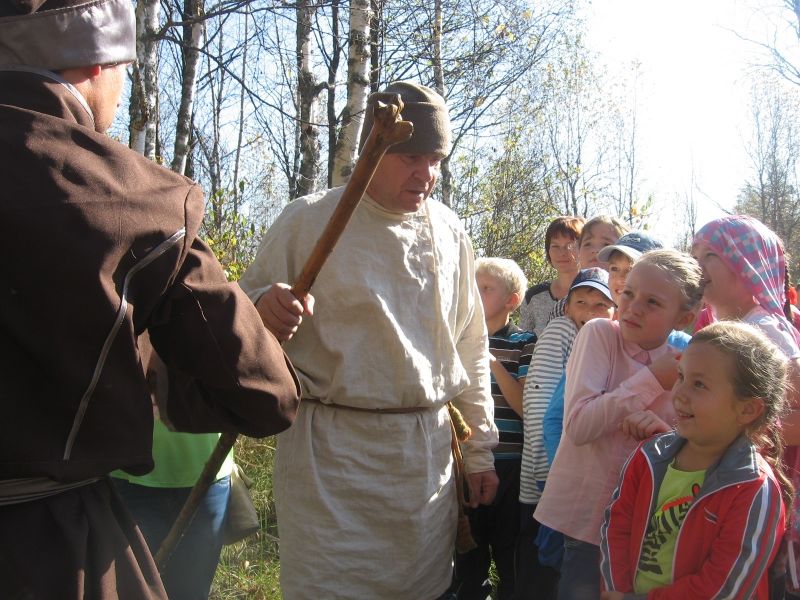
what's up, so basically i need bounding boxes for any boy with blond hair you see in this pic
[453,257,537,599]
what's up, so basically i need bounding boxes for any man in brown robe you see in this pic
[0,0,300,597]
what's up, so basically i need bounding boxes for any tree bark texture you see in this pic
[331,0,371,187]
[130,0,160,158]
[171,0,204,175]
[295,0,321,199]
[432,0,452,207]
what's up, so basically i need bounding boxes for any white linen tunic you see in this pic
[240,188,497,599]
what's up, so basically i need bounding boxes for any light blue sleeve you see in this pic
[667,329,691,351]
[542,373,566,466]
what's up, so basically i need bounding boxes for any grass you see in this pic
[210,437,281,600]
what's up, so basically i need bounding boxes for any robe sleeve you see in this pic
[452,234,498,474]
[148,215,300,437]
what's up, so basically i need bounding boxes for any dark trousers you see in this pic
[453,459,522,600]
[556,536,600,600]
[513,503,559,600]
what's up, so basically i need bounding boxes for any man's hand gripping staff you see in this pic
[155,97,412,570]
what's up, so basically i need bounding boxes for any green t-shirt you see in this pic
[634,462,705,593]
[111,419,233,488]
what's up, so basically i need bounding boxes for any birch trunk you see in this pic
[325,0,341,188]
[171,0,204,175]
[368,0,381,92]
[129,0,160,158]
[232,5,249,212]
[295,0,320,198]
[432,0,452,207]
[331,0,371,186]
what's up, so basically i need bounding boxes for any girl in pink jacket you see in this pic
[534,250,703,599]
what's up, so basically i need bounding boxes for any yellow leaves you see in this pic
[494,22,516,41]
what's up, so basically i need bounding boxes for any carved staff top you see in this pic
[290,95,413,298]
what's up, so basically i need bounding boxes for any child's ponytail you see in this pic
[751,423,794,511]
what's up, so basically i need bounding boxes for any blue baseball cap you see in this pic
[568,268,614,303]
[598,231,664,263]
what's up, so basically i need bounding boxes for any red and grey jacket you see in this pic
[600,431,785,600]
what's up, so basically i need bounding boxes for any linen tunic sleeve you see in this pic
[563,319,664,446]
[452,236,497,474]
[238,197,310,304]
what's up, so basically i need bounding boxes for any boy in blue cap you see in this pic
[518,268,616,597]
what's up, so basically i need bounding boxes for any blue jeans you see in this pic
[556,536,600,600]
[113,476,230,600]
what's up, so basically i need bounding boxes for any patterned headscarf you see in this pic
[694,215,798,338]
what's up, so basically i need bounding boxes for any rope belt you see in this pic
[302,397,434,414]
[0,476,100,506]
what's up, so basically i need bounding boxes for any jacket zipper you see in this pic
[670,476,759,588]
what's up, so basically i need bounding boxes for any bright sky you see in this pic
[582,0,796,245]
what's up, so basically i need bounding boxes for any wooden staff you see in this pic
[154,97,413,570]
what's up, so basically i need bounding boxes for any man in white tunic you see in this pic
[239,82,499,599]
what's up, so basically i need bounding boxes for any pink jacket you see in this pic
[534,318,676,544]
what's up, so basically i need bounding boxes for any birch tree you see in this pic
[736,76,800,264]
[331,0,371,186]
[538,38,609,217]
[171,0,205,175]
[431,0,454,206]
[372,0,575,205]
[130,0,160,158]
[295,0,324,198]
[605,64,648,227]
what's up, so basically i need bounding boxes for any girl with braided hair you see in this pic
[601,321,791,599]
[691,215,800,353]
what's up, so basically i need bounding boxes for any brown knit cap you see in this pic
[0,0,136,70]
[359,81,452,157]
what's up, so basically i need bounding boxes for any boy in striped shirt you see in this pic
[453,258,536,599]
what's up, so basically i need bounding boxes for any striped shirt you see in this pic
[490,322,537,460]
[547,296,568,322]
[520,316,577,504]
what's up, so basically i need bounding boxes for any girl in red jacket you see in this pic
[600,321,793,600]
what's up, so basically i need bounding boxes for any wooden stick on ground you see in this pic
[154,97,413,571]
